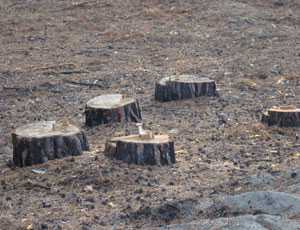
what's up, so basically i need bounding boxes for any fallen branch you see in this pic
[63,79,104,88]
[46,70,88,75]
[30,63,78,71]
[2,86,31,93]
[24,180,51,190]
[62,0,98,11]
[3,86,25,90]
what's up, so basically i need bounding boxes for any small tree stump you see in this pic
[105,134,175,165]
[262,105,300,127]
[155,75,217,102]
[12,121,89,167]
[85,94,142,126]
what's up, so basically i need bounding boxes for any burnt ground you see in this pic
[0,0,300,229]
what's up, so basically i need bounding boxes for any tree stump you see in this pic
[155,75,217,102]
[85,94,142,126]
[262,105,300,127]
[105,134,175,165]
[12,121,89,167]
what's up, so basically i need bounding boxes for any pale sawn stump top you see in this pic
[110,134,170,144]
[13,121,81,138]
[159,75,214,85]
[86,94,136,109]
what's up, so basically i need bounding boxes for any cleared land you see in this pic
[0,0,300,229]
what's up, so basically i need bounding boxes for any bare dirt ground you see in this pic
[0,0,300,229]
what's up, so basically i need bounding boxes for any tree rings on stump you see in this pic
[85,94,142,126]
[12,121,89,167]
[262,105,300,127]
[155,74,217,102]
[105,134,175,165]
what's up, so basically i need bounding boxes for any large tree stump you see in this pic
[85,94,142,127]
[155,75,217,102]
[262,105,300,127]
[105,134,175,165]
[12,121,89,167]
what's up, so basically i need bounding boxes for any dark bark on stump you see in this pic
[85,94,142,127]
[105,135,175,165]
[12,121,89,167]
[155,75,217,102]
[262,106,300,127]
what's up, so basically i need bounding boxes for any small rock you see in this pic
[271,65,282,75]
[26,224,33,230]
[53,224,62,230]
[217,112,229,125]
[135,188,144,194]
[83,203,95,209]
[42,201,51,208]
[108,202,116,208]
[84,185,93,193]
[101,199,108,205]
[169,31,179,35]
[40,223,48,230]
[273,0,285,6]
[291,172,297,178]
[168,128,179,134]
[81,225,92,230]
[85,196,95,203]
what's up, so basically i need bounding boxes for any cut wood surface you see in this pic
[12,121,89,167]
[105,134,175,165]
[262,105,300,127]
[155,74,217,102]
[85,94,142,126]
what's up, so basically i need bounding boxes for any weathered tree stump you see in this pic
[262,105,300,127]
[12,121,89,167]
[155,74,217,102]
[85,94,142,126]
[105,134,175,165]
